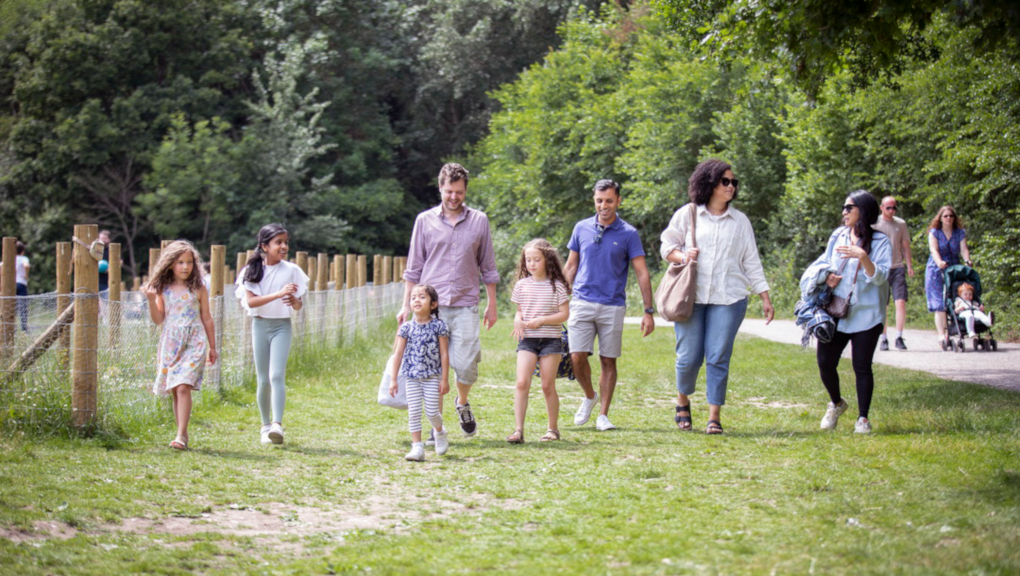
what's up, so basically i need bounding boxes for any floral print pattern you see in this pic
[925,228,966,312]
[398,318,449,380]
[153,288,207,395]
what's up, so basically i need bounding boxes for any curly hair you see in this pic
[145,240,206,295]
[687,159,736,206]
[438,163,469,188]
[515,238,571,296]
[928,205,965,231]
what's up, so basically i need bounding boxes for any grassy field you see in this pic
[1,317,1018,575]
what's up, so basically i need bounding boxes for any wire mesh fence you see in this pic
[0,282,403,432]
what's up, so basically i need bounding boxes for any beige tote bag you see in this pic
[655,203,698,322]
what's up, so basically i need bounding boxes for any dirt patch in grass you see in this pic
[0,520,78,543]
[744,397,810,409]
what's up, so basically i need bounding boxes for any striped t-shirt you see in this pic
[511,277,569,338]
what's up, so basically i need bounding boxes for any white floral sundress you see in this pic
[153,287,207,395]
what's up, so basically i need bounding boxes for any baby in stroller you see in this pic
[953,282,993,339]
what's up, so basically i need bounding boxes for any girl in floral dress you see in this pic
[145,241,218,450]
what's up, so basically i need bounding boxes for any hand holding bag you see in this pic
[823,259,859,320]
[377,353,408,410]
[655,203,698,322]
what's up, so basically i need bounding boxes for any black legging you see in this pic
[816,323,884,418]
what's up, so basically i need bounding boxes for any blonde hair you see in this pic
[145,240,206,294]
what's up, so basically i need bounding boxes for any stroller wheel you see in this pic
[957,339,966,353]
[940,338,948,351]
[991,339,998,352]
[973,339,982,351]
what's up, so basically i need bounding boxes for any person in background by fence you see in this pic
[15,240,30,332]
[236,223,307,446]
[98,230,111,294]
[145,240,218,451]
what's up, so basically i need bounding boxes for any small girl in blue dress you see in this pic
[390,284,450,461]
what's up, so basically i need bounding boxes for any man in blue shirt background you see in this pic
[563,179,656,431]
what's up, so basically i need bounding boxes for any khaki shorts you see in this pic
[567,298,626,358]
[438,305,482,385]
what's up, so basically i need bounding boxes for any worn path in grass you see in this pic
[628,317,1020,392]
[1,322,1019,575]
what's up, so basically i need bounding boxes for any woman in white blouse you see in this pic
[660,160,773,434]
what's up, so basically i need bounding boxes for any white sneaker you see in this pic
[574,393,599,426]
[595,414,617,431]
[854,417,872,434]
[435,429,449,456]
[820,400,848,430]
[268,422,284,444]
[405,442,425,462]
[260,425,272,445]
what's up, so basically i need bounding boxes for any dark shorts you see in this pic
[888,267,908,301]
[516,337,563,357]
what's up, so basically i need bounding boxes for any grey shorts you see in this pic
[516,337,563,357]
[888,267,908,301]
[438,305,481,385]
[566,298,626,358]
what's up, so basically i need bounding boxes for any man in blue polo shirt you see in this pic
[564,179,656,431]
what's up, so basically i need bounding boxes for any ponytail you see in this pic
[243,223,288,285]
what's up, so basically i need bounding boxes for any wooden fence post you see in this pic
[334,255,344,289]
[148,248,161,279]
[307,256,318,291]
[296,252,308,275]
[131,277,140,291]
[72,224,99,427]
[56,242,72,366]
[391,257,400,285]
[317,254,328,292]
[358,255,368,288]
[372,255,382,287]
[383,256,392,285]
[0,238,16,358]
[108,243,122,349]
[209,245,225,388]
[345,255,356,290]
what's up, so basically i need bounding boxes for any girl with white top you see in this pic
[660,160,773,434]
[507,239,571,444]
[236,223,308,445]
[15,241,29,332]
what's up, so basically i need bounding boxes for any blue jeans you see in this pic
[673,299,748,406]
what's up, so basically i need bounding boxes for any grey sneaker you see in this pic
[425,428,436,447]
[820,400,848,430]
[574,393,599,426]
[435,429,449,456]
[879,338,889,351]
[456,402,477,437]
[895,337,907,350]
[405,442,425,462]
[854,417,872,434]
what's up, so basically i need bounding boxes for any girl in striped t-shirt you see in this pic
[508,239,571,443]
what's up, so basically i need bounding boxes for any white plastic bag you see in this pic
[377,354,408,410]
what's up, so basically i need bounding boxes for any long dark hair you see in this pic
[846,190,880,255]
[688,159,737,206]
[243,223,288,284]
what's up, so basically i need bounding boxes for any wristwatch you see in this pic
[644,307,655,315]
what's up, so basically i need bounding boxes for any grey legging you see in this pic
[252,317,292,425]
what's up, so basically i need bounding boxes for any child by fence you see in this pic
[145,240,218,450]
[236,224,307,446]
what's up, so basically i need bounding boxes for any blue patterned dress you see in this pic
[153,288,207,395]
[924,228,966,312]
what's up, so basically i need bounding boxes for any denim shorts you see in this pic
[516,337,563,357]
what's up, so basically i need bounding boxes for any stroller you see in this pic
[941,265,998,352]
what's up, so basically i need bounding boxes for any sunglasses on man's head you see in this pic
[719,177,739,188]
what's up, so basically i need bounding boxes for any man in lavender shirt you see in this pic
[399,163,499,439]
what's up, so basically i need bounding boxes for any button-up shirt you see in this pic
[403,205,500,307]
[659,204,770,305]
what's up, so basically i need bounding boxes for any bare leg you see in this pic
[456,382,470,407]
[894,299,907,333]
[174,385,193,444]
[538,354,561,432]
[514,351,537,433]
[934,311,947,341]
[571,352,596,399]
[598,356,617,417]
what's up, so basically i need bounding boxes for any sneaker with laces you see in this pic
[260,425,272,445]
[456,402,477,437]
[574,393,600,426]
[854,417,872,434]
[405,442,425,462]
[425,428,436,447]
[820,400,848,430]
[434,429,449,456]
[895,337,907,350]
[879,338,889,351]
[595,414,617,431]
[268,422,284,445]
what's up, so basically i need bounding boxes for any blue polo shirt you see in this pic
[568,215,645,306]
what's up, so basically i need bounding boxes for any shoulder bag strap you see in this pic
[688,203,697,250]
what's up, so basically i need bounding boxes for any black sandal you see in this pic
[706,420,724,435]
[674,404,692,431]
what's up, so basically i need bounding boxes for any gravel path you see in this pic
[625,317,1020,393]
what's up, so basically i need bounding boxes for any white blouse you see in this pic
[235,260,309,318]
[659,204,770,305]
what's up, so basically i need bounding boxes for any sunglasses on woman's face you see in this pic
[942,214,955,219]
[842,204,858,214]
[719,177,739,188]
